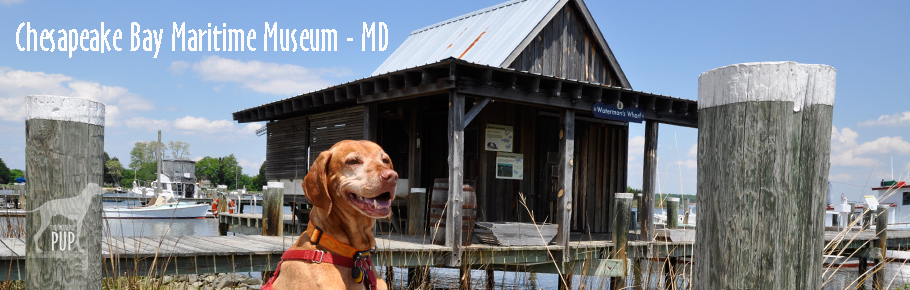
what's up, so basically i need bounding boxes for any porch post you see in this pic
[446,90,465,267]
[556,109,575,262]
[408,101,425,236]
[640,120,658,242]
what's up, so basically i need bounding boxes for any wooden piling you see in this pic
[611,193,632,290]
[694,62,836,290]
[667,197,679,229]
[459,264,471,290]
[485,268,494,290]
[262,182,284,236]
[682,197,689,225]
[218,192,230,236]
[640,121,658,241]
[873,206,888,290]
[25,95,105,289]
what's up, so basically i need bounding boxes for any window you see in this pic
[903,192,910,206]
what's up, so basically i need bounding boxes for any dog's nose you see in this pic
[380,169,398,182]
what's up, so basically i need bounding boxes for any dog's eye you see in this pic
[382,158,391,164]
[346,159,362,165]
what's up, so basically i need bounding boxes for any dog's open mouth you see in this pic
[348,191,393,217]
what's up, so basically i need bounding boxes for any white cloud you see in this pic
[240,123,262,135]
[853,136,910,156]
[173,116,235,134]
[238,158,263,171]
[628,135,644,162]
[686,144,697,159]
[0,67,153,126]
[830,126,909,168]
[123,117,171,130]
[192,156,203,162]
[905,162,910,172]
[0,0,23,5]
[125,116,263,137]
[187,56,352,95]
[829,173,852,182]
[169,61,190,75]
[858,111,910,127]
[674,159,697,169]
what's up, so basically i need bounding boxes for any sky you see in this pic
[0,0,908,202]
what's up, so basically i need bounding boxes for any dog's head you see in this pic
[303,140,398,218]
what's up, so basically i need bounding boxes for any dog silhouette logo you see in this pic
[29,183,102,253]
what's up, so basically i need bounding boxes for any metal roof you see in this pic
[372,0,559,76]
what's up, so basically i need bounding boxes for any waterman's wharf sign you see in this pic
[592,101,643,123]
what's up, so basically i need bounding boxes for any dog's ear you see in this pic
[303,148,333,215]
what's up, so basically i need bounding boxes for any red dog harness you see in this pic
[261,223,377,290]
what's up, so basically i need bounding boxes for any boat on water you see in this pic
[825,179,908,228]
[129,159,203,198]
[104,196,209,219]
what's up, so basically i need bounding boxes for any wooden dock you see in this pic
[0,229,907,281]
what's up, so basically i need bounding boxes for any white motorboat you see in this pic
[825,180,908,228]
[104,196,209,219]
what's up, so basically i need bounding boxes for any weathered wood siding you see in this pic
[265,106,364,180]
[265,117,308,180]
[508,4,620,86]
[571,121,627,233]
[308,106,365,167]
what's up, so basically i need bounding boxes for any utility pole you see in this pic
[156,130,162,196]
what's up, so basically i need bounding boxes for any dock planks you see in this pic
[0,229,907,281]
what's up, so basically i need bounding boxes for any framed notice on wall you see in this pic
[495,152,524,180]
[485,124,513,152]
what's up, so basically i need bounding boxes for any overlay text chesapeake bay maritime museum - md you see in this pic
[15,22,389,58]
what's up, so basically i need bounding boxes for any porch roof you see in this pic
[232,58,698,128]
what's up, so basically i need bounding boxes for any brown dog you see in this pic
[264,140,397,290]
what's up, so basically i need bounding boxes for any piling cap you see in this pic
[667,197,680,202]
[616,193,634,199]
[267,182,284,189]
[26,95,105,126]
[698,62,836,112]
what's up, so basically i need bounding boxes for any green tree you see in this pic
[0,158,11,184]
[10,169,23,180]
[195,156,220,183]
[257,161,267,188]
[105,159,125,186]
[121,168,136,189]
[129,141,165,170]
[218,154,241,190]
[136,162,158,182]
[167,141,191,160]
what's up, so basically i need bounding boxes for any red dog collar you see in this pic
[261,224,378,290]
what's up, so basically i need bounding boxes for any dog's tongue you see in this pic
[364,195,392,208]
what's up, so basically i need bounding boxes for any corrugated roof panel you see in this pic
[372,0,559,76]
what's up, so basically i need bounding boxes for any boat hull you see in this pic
[104,203,209,219]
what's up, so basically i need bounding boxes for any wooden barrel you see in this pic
[429,178,477,246]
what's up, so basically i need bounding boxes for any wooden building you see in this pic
[233,0,697,265]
